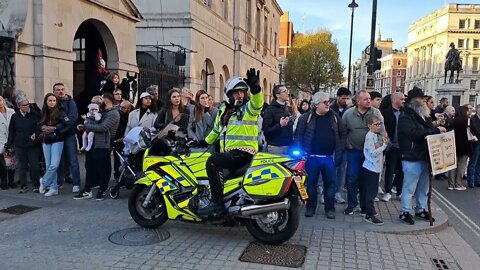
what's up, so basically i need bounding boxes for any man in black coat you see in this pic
[329,87,351,204]
[398,87,446,225]
[381,92,405,201]
[262,85,293,155]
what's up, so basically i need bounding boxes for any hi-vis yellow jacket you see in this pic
[205,91,264,153]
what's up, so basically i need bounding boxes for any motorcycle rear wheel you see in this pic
[245,195,300,245]
[128,184,168,228]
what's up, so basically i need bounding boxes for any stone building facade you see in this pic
[0,0,140,106]
[134,0,283,102]
[405,3,480,102]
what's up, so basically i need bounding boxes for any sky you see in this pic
[276,0,477,74]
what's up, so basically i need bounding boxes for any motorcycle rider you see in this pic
[195,68,264,216]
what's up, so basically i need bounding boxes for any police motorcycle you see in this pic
[128,126,308,244]
[129,71,308,244]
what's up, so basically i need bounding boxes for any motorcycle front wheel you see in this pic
[245,195,301,245]
[128,184,168,228]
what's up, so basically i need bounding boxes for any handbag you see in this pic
[467,118,478,142]
[3,152,17,170]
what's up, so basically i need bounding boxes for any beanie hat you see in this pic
[88,103,99,110]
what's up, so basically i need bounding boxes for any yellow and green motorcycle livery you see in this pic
[128,136,308,245]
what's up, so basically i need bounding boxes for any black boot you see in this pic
[7,170,16,188]
[0,175,7,190]
[197,201,226,216]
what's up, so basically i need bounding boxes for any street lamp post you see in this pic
[347,0,358,93]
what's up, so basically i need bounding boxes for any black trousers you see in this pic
[16,146,40,187]
[384,147,403,195]
[84,148,111,193]
[205,150,252,203]
[361,167,380,216]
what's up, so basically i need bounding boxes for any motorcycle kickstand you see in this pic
[142,184,157,208]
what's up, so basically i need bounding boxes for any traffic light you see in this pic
[373,47,382,71]
[366,47,383,74]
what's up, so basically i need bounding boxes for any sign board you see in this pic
[426,131,457,175]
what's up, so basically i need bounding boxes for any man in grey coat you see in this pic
[341,90,385,215]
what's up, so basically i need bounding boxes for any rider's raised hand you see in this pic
[244,68,261,94]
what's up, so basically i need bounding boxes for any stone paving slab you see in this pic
[0,187,476,270]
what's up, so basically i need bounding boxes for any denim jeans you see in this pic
[346,149,365,210]
[306,156,336,212]
[57,135,81,186]
[335,150,347,194]
[42,142,64,191]
[400,160,429,213]
[467,143,480,185]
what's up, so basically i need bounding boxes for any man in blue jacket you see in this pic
[52,83,81,193]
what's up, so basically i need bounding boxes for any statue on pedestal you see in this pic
[444,43,462,84]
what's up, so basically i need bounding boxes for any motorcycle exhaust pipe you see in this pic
[238,198,290,217]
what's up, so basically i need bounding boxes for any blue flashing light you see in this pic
[291,150,301,156]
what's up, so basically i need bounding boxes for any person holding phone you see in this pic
[262,85,294,155]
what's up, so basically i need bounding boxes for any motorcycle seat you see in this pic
[223,163,250,180]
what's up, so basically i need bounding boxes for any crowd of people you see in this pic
[1,76,477,225]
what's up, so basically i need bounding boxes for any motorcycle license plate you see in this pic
[294,176,308,200]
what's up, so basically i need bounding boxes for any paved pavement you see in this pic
[431,177,480,254]
[1,183,479,270]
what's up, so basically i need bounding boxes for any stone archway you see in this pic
[72,19,119,114]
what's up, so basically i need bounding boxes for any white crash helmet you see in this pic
[223,76,248,104]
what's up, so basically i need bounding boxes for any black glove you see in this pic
[244,68,261,94]
[193,139,208,148]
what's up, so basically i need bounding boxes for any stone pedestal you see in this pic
[435,83,467,108]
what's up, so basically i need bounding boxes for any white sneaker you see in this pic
[44,189,58,197]
[382,193,392,202]
[374,197,380,202]
[72,185,80,193]
[74,191,93,200]
[391,187,397,194]
[39,178,46,194]
[335,193,346,204]
[378,186,385,195]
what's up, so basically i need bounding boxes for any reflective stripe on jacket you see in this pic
[205,91,264,153]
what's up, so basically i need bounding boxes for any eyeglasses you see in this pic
[20,103,29,107]
[372,122,383,126]
[322,100,330,105]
